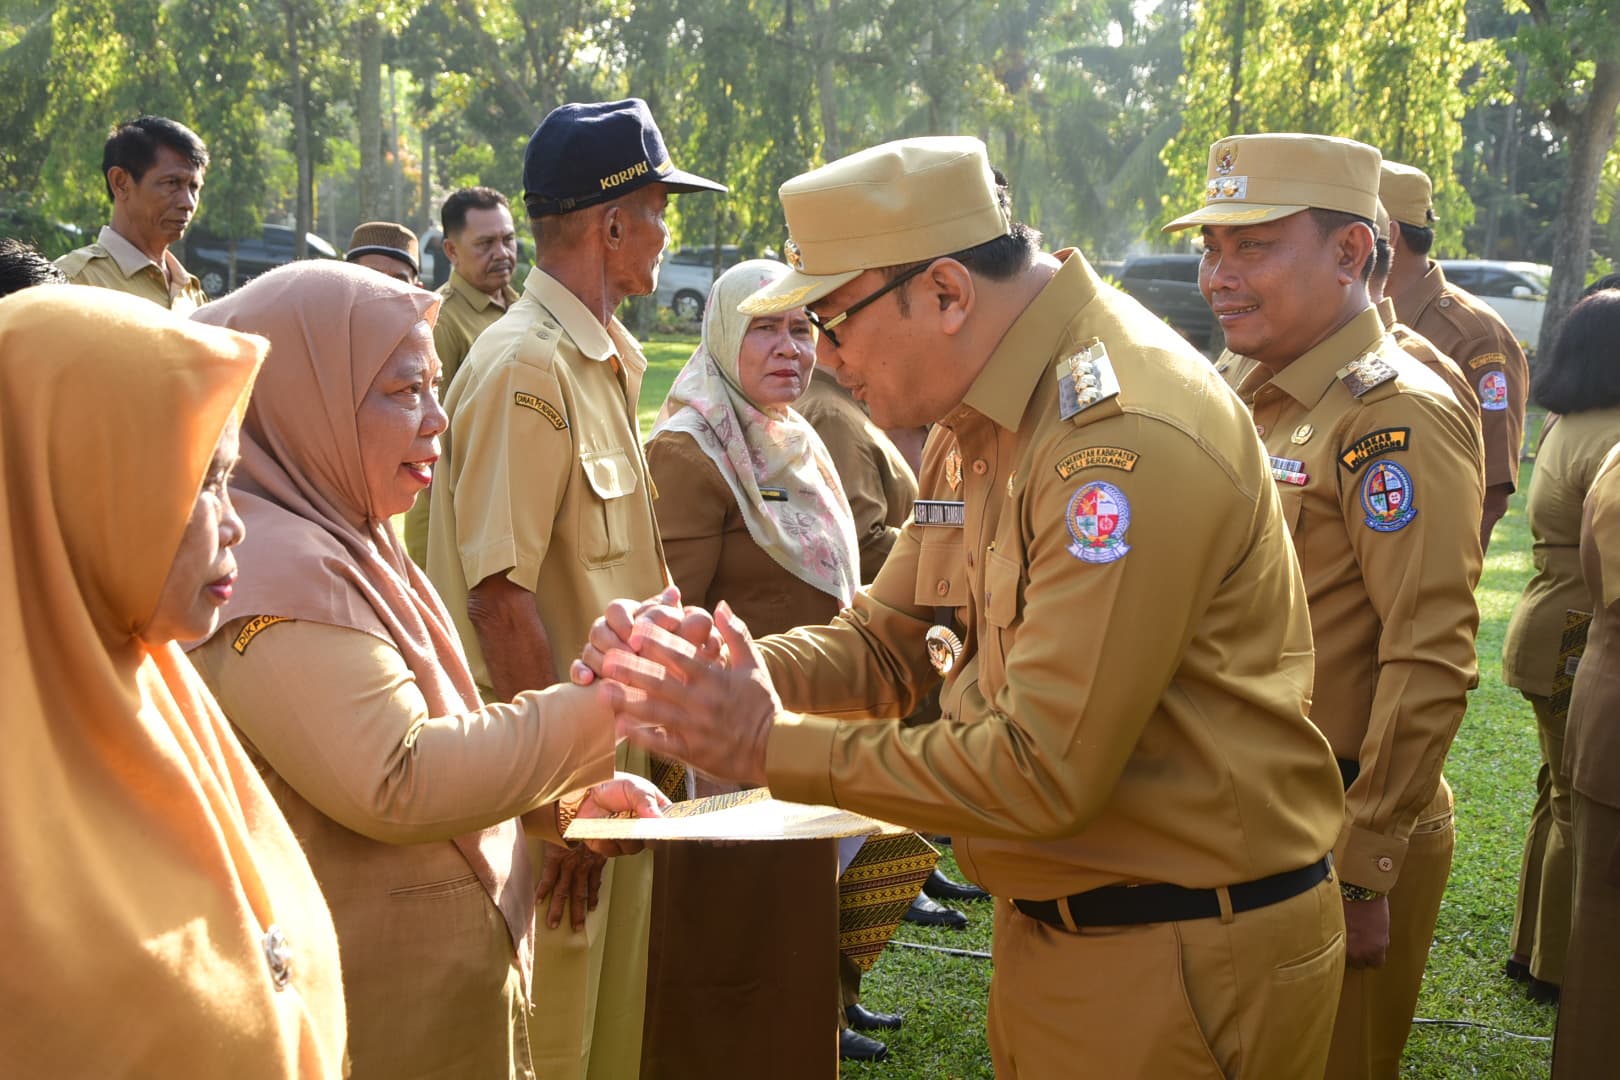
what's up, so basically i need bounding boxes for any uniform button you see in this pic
[935,579,950,597]
[1438,298,1452,309]
[972,459,988,475]
[1377,856,1394,873]
[262,925,293,991]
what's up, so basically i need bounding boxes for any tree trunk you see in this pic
[285,0,312,259]
[1226,0,1247,133]
[419,74,434,235]
[357,13,383,221]
[1538,60,1620,357]
[810,0,840,159]
[388,66,403,222]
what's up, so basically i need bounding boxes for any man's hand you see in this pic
[536,844,606,932]
[571,587,722,686]
[576,773,672,858]
[601,601,777,788]
[1342,894,1391,968]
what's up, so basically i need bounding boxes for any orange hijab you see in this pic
[0,286,346,1076]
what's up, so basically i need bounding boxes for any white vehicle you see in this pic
[655,245,748,321]
[1438,260,1550,353]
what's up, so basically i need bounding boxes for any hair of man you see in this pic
[442,186,510,239]
[1395,221,1435,258]
[0,238,68,298]
[101,116,209,202]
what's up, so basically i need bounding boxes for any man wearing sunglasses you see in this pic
[591,135,1347,1075]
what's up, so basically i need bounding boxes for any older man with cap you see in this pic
[585,135,1347,1076]
[1166,134,1484,1079]
[346,220,420,285]
[1382,160,1528,552]
[426,97,723,1080]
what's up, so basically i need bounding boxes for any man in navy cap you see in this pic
[425,97,723,1080]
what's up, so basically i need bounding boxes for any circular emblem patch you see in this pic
[1066,481,1132,563]
[1361,459,1417,532]
[1478,369,1509,411]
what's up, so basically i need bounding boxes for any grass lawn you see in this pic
[637,333,701,432]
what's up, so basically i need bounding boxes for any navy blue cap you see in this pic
[522,98,726,218]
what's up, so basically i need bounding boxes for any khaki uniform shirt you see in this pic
[756,251,1344,900]
[796,367,919,583]
[402,270,520,566]
[1503,408,1620,696]
[1394,261,1528,492]
[56,225,208,312]
[1377,297,1478,442]
[1568,445,1620,808]
[427,267,666,697]
[1223,307,1483,892]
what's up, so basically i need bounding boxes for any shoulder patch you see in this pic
[1468,350,1506,371]
[1361,460,1417,532]
[1054,446,1139,479]
[1065,481,1132,563]
[514,392,569,429]
[232,614,292,655]
[1057,339,1121,421]
[1336,354,1398,398]
[1338,428,1411,473]
[1478,370,1509,411]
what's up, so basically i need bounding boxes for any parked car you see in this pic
[1118,254,1221,354]
[1437,260,1549,352]
[186,224,339,297]
[656,245,749,321]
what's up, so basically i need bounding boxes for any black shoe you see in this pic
[840,1028,889,1062]
[903,892,968,930]
[846,1003,904,1031]
[1526,977,1561,1006]
[924,867,990,903]
[1503,957,1532,984]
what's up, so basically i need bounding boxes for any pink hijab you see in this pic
[190,260,536,985]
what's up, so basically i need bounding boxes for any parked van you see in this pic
[1437,260,1549,352]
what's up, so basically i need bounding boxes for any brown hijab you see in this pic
[0,286,346,1075]
[190,260,537,982]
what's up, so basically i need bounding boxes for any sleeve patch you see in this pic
[1361,460,1417,532]
[514,392,569,429]
[1065,481,1132,562]
[1478,370,1509,411]
[1338,428,1411,473]
[1468,351,1506,371]
[232,615,292,655]
[1053,446,1139,479]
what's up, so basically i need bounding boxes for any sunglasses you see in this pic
[805,262,931,348]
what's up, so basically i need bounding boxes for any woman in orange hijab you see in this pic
[188,261,662,1079]
[0,286,346,1075]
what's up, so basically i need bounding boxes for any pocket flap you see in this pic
[984,550,1022,628]
[581,447,638,500]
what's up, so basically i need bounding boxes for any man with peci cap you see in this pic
[1381,160,1528,552]
[586,135,1348,1075]
[425,97,723,1080]
[1168,133,1484,1079]
[345,221,421,285]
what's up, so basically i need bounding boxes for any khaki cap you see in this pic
[1163,133,1382,233]
[739,136,1010,316]
[1379,160,1436,227]
[1375,199,1391,243]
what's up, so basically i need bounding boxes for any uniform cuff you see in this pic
[1334,823,1409,893]
[764,711,840,807]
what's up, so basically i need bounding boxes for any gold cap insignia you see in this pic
[784,238,804,271]
[1216,146,1236,176]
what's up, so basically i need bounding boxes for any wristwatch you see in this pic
[1339,880,1383,902]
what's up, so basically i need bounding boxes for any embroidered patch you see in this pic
[514,392,568,429]
[232,614,291,655]
[913,500,965,527]
[759,486,789,502]
[1339,428,1411,473]
[1469,351,1506,371]
[1053,446,1139,479]
[1269,456,1309,486]
[1479,370,1509,411]
[1362,460,1417,532]
[1066,481,1132,563]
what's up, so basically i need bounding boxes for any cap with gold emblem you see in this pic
[1378,160,1436,228]
[1162,133,1382,233]
[738,136,1011,316]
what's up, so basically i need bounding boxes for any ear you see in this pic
[440,234,460,264]
[603,206,623,247]
[928,259,975,337]
[107,166,133,201]
[1336,221,1375,287]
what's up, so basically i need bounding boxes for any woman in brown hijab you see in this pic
[187,262,663,1080]
[0,286,346,1076]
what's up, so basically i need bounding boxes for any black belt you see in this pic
[1012,855,1332,931]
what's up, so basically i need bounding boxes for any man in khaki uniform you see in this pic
[57,115,209,312]
[1382,160,1527,551]
[1166,134,1484,1079]
[596,136,1348,1077]
[404,188,519,566]
[426,98,723,1080]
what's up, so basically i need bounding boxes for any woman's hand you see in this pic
[571,587,723,686]
[576,772,672,858]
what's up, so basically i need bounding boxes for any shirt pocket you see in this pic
[578,447,639,569]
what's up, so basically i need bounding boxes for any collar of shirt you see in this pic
[447,268,518,313]
[520,266,645,372]
[956,248,1097,432]
[1395,258,1448,322]
[1268,305,1388,408]
[96,225,192,297]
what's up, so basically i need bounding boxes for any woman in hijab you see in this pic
[186,261,664,1080]
[0,286,346,1076]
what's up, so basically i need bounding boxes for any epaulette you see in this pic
[52,244,105,279]
[512,313,564,372]
[1057,339,1121,422]
[1336,353,1398,398]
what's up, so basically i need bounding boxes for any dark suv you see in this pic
[186,224,339,297]
[1118,254,1221,354]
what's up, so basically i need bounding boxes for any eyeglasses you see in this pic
[806,262,931,348]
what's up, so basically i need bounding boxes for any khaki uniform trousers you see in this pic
[1511,692,1573,984]
[1551,793,1620,1078]
[987,876,1344,1077]
[1326,778,1455,1080]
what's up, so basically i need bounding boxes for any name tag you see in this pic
[913,500,965,527]
[759,486,789,502]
